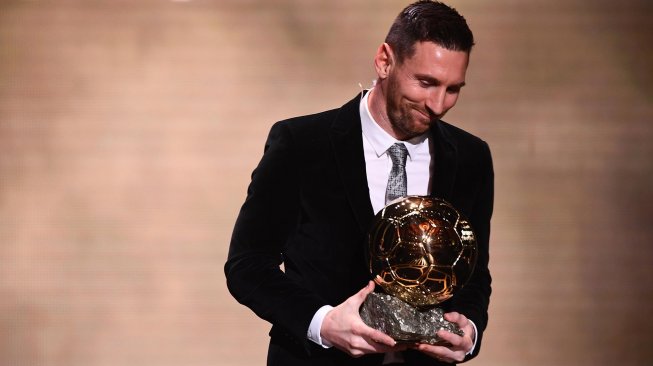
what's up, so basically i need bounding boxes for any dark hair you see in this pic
[385,1,474,63]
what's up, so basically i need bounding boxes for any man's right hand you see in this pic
[320,281,407,357]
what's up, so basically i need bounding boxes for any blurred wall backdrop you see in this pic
[1,0,652,365]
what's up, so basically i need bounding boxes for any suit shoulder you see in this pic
[439,120,487,147]
[272,107,340,135]
[261,108,342,157]
[438,120,492,170]
[267,94,361,141]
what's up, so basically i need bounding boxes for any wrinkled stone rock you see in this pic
[360,292,463,345]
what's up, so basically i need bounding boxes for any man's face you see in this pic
[384,42,469,140]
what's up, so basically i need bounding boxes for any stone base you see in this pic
[359,292,462,345]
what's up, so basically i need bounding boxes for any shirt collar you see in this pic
[359,88,429,158]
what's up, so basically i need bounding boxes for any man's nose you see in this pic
[425,88,446,117]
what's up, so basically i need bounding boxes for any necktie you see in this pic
[385,143,408,204]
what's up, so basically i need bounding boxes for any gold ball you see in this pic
[368,196,477,308]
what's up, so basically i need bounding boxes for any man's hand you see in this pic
[411,312,475,363]
[321,281,407,357]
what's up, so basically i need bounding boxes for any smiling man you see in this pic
[370,40,469,140]
[225,1,493,365]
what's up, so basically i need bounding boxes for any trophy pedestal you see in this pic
[360,292,462,345]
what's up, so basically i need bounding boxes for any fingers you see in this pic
[435,329,470,351]
[321,281,402,357]
[351,280,375,306]
[364,327,397,348]
[353,281,396,348]
[413,343,465,363]
[443,312,474,348]
[443,312,467,327]
[342,325,401,357]
[412,312,474,363]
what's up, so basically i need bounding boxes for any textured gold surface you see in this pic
[369,196,477,308]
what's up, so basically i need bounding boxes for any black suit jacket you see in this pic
[225,93,493,365]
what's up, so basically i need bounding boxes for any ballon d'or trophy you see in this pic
[360,196,477,345]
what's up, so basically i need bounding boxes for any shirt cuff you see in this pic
[466,319,478,355]
[307,305,334,348]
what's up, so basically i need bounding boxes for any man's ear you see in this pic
[374,43,395,79]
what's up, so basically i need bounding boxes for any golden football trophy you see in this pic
[360,196,477,345]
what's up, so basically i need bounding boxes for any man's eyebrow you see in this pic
[415,74,466,88]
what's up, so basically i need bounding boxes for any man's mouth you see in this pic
[412,107,433,124]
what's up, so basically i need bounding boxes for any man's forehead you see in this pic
[401,42,469,74]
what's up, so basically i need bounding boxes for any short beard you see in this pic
[385,73,433,140]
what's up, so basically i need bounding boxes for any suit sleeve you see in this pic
[224,121,325,351]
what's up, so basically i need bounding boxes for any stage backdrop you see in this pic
[1,1,651,365]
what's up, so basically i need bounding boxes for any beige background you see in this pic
[1,0,652,365]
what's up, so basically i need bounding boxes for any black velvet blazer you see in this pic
[225,93,494,366]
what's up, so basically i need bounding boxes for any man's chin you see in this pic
[397,124,430,140]
[412,119,434,134]
[390,113,432,139]
[410,112,437,131]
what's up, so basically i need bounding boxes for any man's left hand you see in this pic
[411,312,475,363]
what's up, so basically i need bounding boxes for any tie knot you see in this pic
[387,143,408,167]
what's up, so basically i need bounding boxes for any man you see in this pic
[225,1,493,365]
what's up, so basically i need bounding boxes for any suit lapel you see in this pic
[329,93,375,235]
[430,120,458,201]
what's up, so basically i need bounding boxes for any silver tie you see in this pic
[385,143,408,204]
